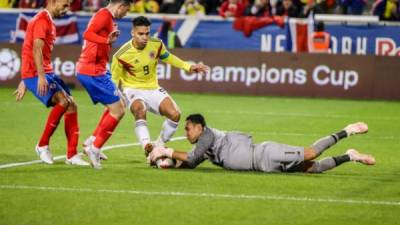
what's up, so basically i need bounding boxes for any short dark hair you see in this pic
[316,21,325,32]
[110,0,134,5]
[132,16,152,27]
[186,114,206,127]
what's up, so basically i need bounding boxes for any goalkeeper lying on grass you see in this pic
[149,113,375,173]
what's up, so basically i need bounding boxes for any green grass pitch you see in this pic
[0,88,399,225]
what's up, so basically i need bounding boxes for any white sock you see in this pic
[159,119,179,144]
[135,119,151,148]
[84,135,96,147]
[88,135,96,142]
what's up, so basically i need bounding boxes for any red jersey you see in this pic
[219,1,245,18]
[77,8,114,76]
[21,10,56,79]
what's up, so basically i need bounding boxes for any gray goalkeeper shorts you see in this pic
[253,141,305,172]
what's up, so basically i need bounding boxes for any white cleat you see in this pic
[84,145,102,169]
[65,154,90,166]
[346,149,376,165]
[344,122,368,136]
[35,145,54,164]
[99,151,108,161]
[83,136,95,149]
[83,136,108,160]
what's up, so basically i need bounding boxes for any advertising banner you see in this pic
[0,43,399,100]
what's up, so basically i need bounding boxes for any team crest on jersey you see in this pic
[49,83,57,90]
[149,51,155,59]
[134,59,139,64]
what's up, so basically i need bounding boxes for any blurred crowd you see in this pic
[0,0,399,21]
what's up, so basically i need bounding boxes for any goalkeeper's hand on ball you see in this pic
[149,147,174,162]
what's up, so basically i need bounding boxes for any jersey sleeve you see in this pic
[186,129,214,168]
[158,42,192,72]
[32,19,48,41]
[111,55,125,86]
[83,13,109,44]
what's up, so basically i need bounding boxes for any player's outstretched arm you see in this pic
[13,81,26,102]
[189,63,209,74]
[150,147,188,162]
[172,151,188,161]
[162,52,209,75]
[150,148,190,169]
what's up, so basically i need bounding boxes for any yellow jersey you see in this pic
[111,37,191,90]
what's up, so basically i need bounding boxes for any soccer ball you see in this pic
[155,157,176,169]
[0,48,20,81]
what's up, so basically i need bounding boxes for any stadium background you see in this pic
[1,9,400,99]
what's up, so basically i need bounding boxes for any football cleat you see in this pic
[98,151,108,161]
[65,154,90,166]
[35,145,54,164]
[346,149,376,165]
[84,145,102,169]
[344,122,368,136]
[83,136,108,160]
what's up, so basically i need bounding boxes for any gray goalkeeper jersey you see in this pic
[186,127,255,170]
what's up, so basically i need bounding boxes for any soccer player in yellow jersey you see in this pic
[111,16,208,154]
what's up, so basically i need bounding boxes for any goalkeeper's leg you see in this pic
[305,149,375,173]
[305,122,368,160]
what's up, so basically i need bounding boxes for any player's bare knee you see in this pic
[131,102,146,119]
[120,109,126,118]
[67,100,77,112]
[169,110,181,122]
[304,147,318,161]
[132,106,146,119]
[57,96,70,108]
[117,106,125,118]
[111,107,125,119]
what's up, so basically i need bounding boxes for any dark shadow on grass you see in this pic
[3,160,399,184]
[318,172,400,182]
[124,164,400,182]
[127,159,146,164]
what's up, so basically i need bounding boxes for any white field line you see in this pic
[0,184,399,207]
[0,136,186,170]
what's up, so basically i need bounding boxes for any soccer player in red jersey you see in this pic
[14,0,89,166]
[76,0,132,169]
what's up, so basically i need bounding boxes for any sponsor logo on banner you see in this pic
[0,44,398,100]
[162,63,358,90]
[0,48,20,81]
[375,38,400,56]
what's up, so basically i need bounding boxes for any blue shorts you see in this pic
[77,71,120,105]
[23,73,71,107]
